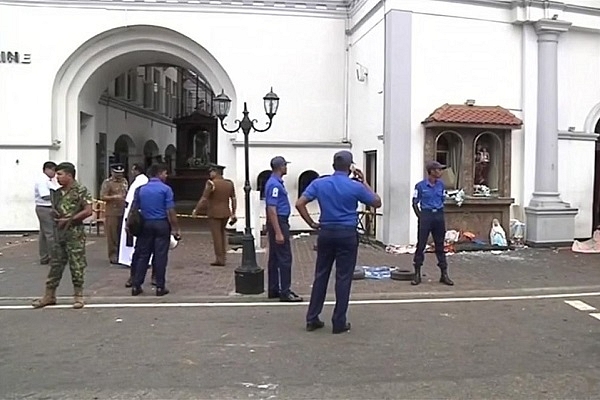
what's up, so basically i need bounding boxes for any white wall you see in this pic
[0,3,347,231]
[231,144,349,231]
[347,10,385,240]
[558,136,596,238]
[410,13,523,242]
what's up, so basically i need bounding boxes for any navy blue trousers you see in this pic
[413,210,447,269]
[306,226,358,330]
[267,216,292,295]
[133,219,170,289]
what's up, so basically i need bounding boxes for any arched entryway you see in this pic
[143,140,161,170]
[591,119,600,230]
[113,134,136,174]
[50,24,236,192]
[165,144,177,175]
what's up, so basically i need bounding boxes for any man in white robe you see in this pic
[118,164,155,287]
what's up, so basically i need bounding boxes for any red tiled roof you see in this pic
[422,104,523,127]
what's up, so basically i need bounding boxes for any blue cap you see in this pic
[270,156,290,169]
[425,160,446,171]
[333,150,354,165]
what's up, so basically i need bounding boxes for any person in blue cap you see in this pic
[411,160,454,286]
[265,156,302,302]
[296,150,381,334]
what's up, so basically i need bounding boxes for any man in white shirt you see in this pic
[34,161,60,265]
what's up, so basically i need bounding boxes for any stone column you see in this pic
[383,10,413,245]
[524,19,578,246]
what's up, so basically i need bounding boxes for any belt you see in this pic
[320,224,356,231]
[422,208,443,213]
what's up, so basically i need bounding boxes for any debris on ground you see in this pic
[572,230,600,253]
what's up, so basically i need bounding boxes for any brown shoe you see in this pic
[73,287,84,309]
[32,287,57,309]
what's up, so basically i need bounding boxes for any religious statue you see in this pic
[474,144,490,185]
[189,130,211,167]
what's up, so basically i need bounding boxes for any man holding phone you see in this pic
[192,165,237,266]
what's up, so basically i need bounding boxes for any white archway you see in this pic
[51,24,237,171]
[584,102,600,133]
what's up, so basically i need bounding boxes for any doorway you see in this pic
[592,119,600,231]
[364,150,377,236]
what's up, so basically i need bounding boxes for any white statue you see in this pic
[490,218,508,246]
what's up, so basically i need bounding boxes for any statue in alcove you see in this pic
[187,130,211,168]
[474,144,490,185]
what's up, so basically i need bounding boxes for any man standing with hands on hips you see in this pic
[265,156,302,302]
[411,160,454,286]
[296,151,381,334]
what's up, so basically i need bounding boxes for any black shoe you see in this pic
[280,292,303,302]
[332,322,351,334]
[268,291,280,299]
[156,287,170,297]
[132,286,143,296]
[125,277,132,288]
[210,262,225,266]
[306,320,325,332]
[440,272,454,286]
[411,266,422,286]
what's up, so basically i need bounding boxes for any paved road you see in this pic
[3,295,600,399]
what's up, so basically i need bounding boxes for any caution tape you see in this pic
[176,212,322,220]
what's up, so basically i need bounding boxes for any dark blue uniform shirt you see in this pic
[413,179,445,210]
[302,171,376,227]
[265,174,291,217]
[135,178,175,220]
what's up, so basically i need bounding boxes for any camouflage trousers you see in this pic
[46,227,87,289]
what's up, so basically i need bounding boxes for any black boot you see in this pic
[440,269,454,286]
[411,265,422,286]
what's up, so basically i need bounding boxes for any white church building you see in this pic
[1,0,600,246]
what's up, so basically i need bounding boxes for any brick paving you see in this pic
[2,226,600,301]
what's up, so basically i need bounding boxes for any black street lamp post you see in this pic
[213,88,280,295]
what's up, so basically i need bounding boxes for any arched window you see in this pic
[473,132,503,195]
[143,140,160,170]
[298,170,319,197]
[435,131,463,190]
[257,170,272,200]
[164,144,176,175]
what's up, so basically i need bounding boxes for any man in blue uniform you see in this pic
[296,150,381,334]
[265,156,302,302]
[411,160,454,286]
[131,163,181,296]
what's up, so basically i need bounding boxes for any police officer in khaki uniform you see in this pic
[100,164,129,264]
[192,165,237,266]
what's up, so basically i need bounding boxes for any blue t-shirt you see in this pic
[412,179,445,210]
[265,174,291,217]
[135,178,175,220]
[302,171,376,227]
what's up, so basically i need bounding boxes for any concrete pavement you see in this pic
[3,296,600,399]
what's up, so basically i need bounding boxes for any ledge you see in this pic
[99,94,176,128]
[558,131,599,142]
[0,143,59,149]
[231,140,352,148]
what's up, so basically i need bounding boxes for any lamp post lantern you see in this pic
[213,88,280,295]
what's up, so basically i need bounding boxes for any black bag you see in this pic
[126,187,144,237]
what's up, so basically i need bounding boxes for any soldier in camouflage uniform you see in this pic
[32,162,93,310]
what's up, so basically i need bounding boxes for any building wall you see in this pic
[347,5,385,240]
[0,3,347,230]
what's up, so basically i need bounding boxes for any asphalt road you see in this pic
[3,296,600,399]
